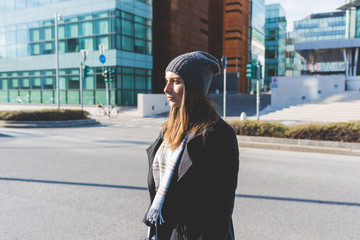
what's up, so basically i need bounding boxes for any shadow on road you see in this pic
[2,177,357,207]
[0,133,14,138]
[0,177,147,191]
[237,194,360,207]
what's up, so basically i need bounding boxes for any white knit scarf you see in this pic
[147,136,188,228]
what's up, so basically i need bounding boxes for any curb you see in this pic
[237,135,360,156]
[0,119,100,128]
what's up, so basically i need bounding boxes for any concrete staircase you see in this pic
[259,91,360,123]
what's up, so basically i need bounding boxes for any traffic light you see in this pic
[83,65,89,78]
[103,70,109,82]
[246,64,253,78]
[246,63,257,79]
[110,70,116,81]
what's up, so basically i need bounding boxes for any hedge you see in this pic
[229,120,360,143]
[0,109,89,121]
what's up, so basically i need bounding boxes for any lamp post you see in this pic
[54,12,61,109]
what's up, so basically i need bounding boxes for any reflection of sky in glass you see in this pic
[252,0,265,33]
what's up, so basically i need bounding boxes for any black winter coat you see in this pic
[144,117,239,240]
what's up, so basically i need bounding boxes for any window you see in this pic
[122,36,133,51]
[42,41,54,54]
[42,27,53,40]
[95,35,109,50]
[94,19,109,35]
[66,23,79,38]
[80,37,93,50]
[31,77,42,89]
[135,23,145,38]
[79,21,93,36]
[134,39,145,53]
[123,74,134,89]
[68,76,80,89]
[66,38,79,52]
[122,19,134,36]
[43,77,54,89]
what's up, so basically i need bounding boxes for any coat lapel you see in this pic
[177,124,215,182]
[147,123,216,184]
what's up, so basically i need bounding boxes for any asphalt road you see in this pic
[1,117,360,240]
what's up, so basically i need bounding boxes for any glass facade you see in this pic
[0,1,152,106]
[355,8,360,38]
[249,0,265,92]
[293,12,346,42]
[293,11,346,73]
[285,32,305,76]
[265,4,286,88]
[0,9,152,58]
[0,66,151,105]
[0,0,152,13]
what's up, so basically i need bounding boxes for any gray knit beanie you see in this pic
[165,51,221,95]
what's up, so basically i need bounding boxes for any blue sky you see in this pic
[265,0,346,31]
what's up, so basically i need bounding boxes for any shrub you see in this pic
[288,122,360,142]
[229,120,289,138]
[229,120,360,143]
[0,109,89,121]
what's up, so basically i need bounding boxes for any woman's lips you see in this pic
[167,96,174,101]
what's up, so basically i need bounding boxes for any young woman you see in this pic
[144,51,239,240]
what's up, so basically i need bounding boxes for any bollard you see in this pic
[240,112,247,121]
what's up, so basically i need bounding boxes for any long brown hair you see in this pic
[162,85,219,150]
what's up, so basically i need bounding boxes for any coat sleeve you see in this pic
[195,124,239,239]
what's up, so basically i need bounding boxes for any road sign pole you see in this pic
[257,79,260,121]
[223,67,227,120]
[98,44,109,115]
[79,63,83,111]
[221,56,227,120]
[55,12,61,109]
[80,50,88,111]
[105,76,110,118]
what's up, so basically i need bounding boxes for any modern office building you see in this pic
[0,0,152,106]
[152,0,209,93]
[291,0,360,91]
[293,11,346,74]
[249,0,265,92]
[264,4,286,89]
[293,11,346,43]
[285,32,304,76]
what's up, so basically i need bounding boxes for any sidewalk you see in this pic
[237,135,360,156]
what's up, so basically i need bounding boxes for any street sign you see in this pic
[99,54,106,64]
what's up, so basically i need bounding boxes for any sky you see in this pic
[265,0,346,31]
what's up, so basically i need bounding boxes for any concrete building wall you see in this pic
[271,75,346,108]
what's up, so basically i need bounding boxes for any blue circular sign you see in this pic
[99,54,106,64]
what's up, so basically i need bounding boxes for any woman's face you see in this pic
[164,71,184,108]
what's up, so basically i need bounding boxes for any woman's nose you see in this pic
[164,82,172,94]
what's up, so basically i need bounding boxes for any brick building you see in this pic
[153,0,250,93]
[152,0,209,93]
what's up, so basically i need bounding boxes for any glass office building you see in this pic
[293,11,346,43]
[293,11,346,74]
[285,32,305,76]
[249,0,265,91]
[0,0,152,106]
[265,4,286,88]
